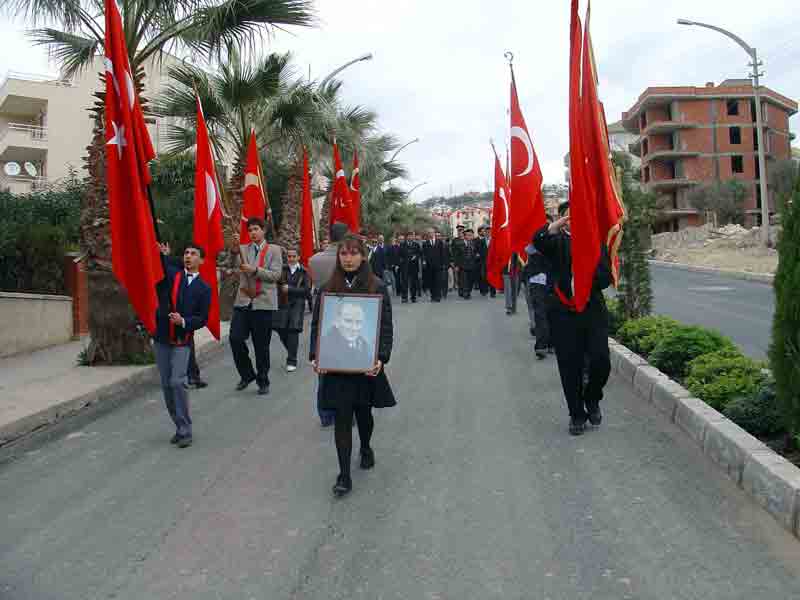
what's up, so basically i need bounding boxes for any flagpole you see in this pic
[146,183,162,242]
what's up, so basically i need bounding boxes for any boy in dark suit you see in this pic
[155,243,212,447]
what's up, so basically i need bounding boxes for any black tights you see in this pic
[334,405,374,477]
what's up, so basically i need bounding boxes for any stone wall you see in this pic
[0,292,73,357]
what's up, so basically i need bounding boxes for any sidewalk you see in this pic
[0,323,229,446]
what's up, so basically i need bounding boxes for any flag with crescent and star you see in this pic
[580,0,625,287]
[330,140,358,232]
[239,130,271,243]
[104,0,162,334]
[487,145,512,290]
[193,94,224,340]
[349,149,361,231]
[300,146,315,268]
[508,65,546,255]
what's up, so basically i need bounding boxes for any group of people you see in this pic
[149,199,613,498]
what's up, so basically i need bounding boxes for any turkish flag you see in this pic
[509,68,546,254]
[581,1,625,286]
[486,148,512,290]
[329,141,357,232]
[193,95,224,339]
[349,149,361,231]
[299,146,315,268]
[239,130,269,243]
[104,0,162,334]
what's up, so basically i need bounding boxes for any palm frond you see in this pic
[179,0,315,58]
[29,28,100,79]
[2,0,102,36]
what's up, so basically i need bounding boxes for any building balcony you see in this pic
[647,178,700,191]
[642,120,700,135]
[644,149,701,163]
[0,71,73,116]
[0,123,48,162]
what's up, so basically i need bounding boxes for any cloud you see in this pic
[1,0,797,202]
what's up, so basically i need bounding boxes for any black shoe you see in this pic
[569,418,586,436]
[320,420,334,429]
[360,447,375,469]
[332,474,352,497]
[236,377,255,391]
[411,298,417,303]
[530,327,536,337]
[506,309,512,315]
[191,379,208,389]
[401,298,408,304]
[587,404,602,426]
[170,433,180,445]
[177,435,193,448]
[258,384,270,396]
[535,350,546,360]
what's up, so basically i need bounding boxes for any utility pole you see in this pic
[677,19,771,246]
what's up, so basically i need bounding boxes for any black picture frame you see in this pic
[316,292,383,374]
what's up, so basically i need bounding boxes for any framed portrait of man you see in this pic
[317,293,383,373]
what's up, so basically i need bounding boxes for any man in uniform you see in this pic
[459,229,480,300]
[450,225,466,297]
[401,231,422,303]
[422,228,447,302]
[533,201,612,436]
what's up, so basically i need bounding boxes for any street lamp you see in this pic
[406,181,428,197]
[319,53,374,88]
[677,18,771,246]
[390,138,420,163]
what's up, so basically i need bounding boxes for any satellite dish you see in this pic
[4,162,20,176]
[24,162,37,177]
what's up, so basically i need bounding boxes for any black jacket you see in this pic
[273,264,311,332]
[369,244,388,274]
[533,224,612,310]
[422,240,449,270]
[450,237,466,267]
[399,241,422,273]
[386,244,400,269]
[154,256,211,345]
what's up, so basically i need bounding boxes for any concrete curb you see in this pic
[0,335,228,448]
[609,338,800,540]
[648,259,774,285]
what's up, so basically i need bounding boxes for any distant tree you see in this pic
[688,180,747,226]
[769,159,799,212]
[769,173,800,443]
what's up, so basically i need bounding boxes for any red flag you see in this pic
[349,149,361,231]
[509,67,546,254]
[299,146,315,268]
[487,146,512,290]
[193,95,224,340]
[104,0,162,333]
[330,140,357,232]
[239,130,269,243]
[581,1,625,286]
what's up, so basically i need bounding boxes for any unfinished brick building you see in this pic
[622,79,797,232]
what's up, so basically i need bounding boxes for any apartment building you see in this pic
[0,55,180,194]
[622,80,797,232]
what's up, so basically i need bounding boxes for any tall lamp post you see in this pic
[319,53,374,87]
[677,19,771,246]
[406,181,428,197]
[390,137,420,163]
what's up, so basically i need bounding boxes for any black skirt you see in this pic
[319,370,397,411]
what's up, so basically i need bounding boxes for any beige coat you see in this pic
[233,242,283,310]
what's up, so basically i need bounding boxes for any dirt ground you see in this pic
[651,224,779,274]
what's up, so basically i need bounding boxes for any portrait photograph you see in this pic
[317,293,383,373]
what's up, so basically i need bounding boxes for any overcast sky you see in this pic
[1,0,798,201]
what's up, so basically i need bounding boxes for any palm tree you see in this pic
[1,0,315,363]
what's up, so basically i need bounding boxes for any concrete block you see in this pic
[609,344,625,372]
[651,379,692,421]
[742,450,800,535]
[674,397,726,447]
[703,420,769,485]
[617,351,647,385]
[633,366,670,404]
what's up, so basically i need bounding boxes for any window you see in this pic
[727,100,739,116]
[731,155,744,174]
[729,127,741,145]
[756,185,762,209]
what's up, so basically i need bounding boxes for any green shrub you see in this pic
[617,315,680,358]
[650,325,736,380]
[606,297,625,335]
[685,350,766,410]
[724,380,785,438]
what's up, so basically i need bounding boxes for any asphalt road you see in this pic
[650,264,775,359]
[2,296,800,599]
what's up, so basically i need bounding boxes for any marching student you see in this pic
[310,234,395,498]
[534,201,612,436]
[524,236,553,360]
[229,217,283,396]
[274,248,311,372]
[154,242,211,448]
